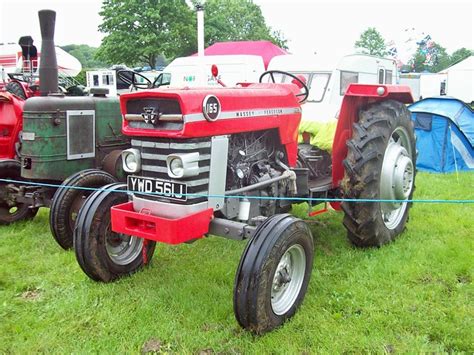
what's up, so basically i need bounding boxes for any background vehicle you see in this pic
[0,10,129,251]
[73,63,415,334]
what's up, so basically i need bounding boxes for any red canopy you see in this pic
[193,41,288,69]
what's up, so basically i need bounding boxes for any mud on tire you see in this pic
[342,100,416,247]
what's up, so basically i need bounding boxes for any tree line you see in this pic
[354,27,472,73]
[62,1,471,76]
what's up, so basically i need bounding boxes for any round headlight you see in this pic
[122,149,141,173]
[169,157,184,177]
[125,153,137,172]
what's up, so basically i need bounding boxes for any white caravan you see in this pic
[400,72,447,101]
[445,55,473,104]
[267,54,399,123]
[162,55,265,87]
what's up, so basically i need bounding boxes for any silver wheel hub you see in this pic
[380,127,414,229]
[106,231,143,266]
[271,244,306,315]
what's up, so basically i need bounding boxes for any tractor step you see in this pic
[308,176,332,193]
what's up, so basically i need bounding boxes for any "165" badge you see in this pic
[202,95,221,122]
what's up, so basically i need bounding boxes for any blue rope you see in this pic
[1,178,473,204]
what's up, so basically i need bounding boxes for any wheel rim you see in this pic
[0,183,29,221]
[380,126,414,229]
[271,244,306,315]
[105,223,143,266]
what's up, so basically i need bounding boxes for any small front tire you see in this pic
[73,183,156,282]
[234,214,314,334]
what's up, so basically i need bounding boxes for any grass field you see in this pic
[0,172,473,353]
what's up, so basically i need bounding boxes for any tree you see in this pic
[96,0,196,67]
[201,0,287,49]
[449,48,472,66]
[354,27,387,56]
[409,42,450,73]
[61,44,107,69]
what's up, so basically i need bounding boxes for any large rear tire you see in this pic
[74,183,156,282]
[342,100,416,247]
[234,214,314,334]
[49,169,117,250]
[0,159,38,224]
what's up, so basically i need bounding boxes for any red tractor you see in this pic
[0,77,40,223]
[73,70,415,333]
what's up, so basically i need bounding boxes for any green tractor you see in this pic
[0,10,129,249]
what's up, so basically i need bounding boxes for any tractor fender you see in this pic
[102,149,126,182]
[330,84,413,210]
[0,92,24,160]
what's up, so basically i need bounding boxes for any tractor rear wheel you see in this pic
[234,214,314,334]
[342,100,416,247]
[5,81,27,100]
[74,183,156,282]
[0,159,38,224]
[49,169,117,250]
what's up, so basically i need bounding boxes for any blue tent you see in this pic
[408,97,474,173]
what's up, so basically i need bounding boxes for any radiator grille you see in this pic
[132,137,211,205]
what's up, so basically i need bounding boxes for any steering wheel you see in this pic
[259,70,309,104]
[116,70,152,90]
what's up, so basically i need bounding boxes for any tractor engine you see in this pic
[225,130,290,218]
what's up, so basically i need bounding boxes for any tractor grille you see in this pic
[126,98,183,131]
[131,137,211,205]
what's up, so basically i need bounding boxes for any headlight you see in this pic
[169,157,184,177]
[122,148,141,173]
[166,152,199,178]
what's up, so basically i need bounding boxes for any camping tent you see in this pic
[193,41,287,69]
[408,97,473,172]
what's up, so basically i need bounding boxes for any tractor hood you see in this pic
[120,84,302,143]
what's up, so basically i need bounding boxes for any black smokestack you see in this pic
[38,10,58,95]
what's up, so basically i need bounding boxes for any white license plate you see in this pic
[127,176,187,201]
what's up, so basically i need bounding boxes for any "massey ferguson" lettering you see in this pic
[128,176,187,201]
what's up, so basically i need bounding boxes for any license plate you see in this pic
[127,176,187,201]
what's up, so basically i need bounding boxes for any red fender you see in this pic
[0,92,24,160]
[330,84,413,210]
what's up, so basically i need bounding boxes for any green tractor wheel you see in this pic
[49,169,117,250]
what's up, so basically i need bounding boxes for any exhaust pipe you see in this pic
[38,9,58,95]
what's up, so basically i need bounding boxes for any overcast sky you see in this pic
[1,0,472,63]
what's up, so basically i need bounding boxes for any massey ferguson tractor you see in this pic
[72,63,416,333]
[0,10,130,250]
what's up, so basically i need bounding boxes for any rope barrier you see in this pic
[1,178,473,204]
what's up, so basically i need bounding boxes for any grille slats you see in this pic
[132,137,211,205]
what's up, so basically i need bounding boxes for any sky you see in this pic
[0,0,472,64]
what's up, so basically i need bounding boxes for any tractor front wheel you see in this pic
[73,183,156,282]
[342,100,416,247]
[0,159,38,224]
[49,169,118,250]
[234,214,314,334]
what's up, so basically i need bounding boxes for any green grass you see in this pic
[1,172,473,353]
